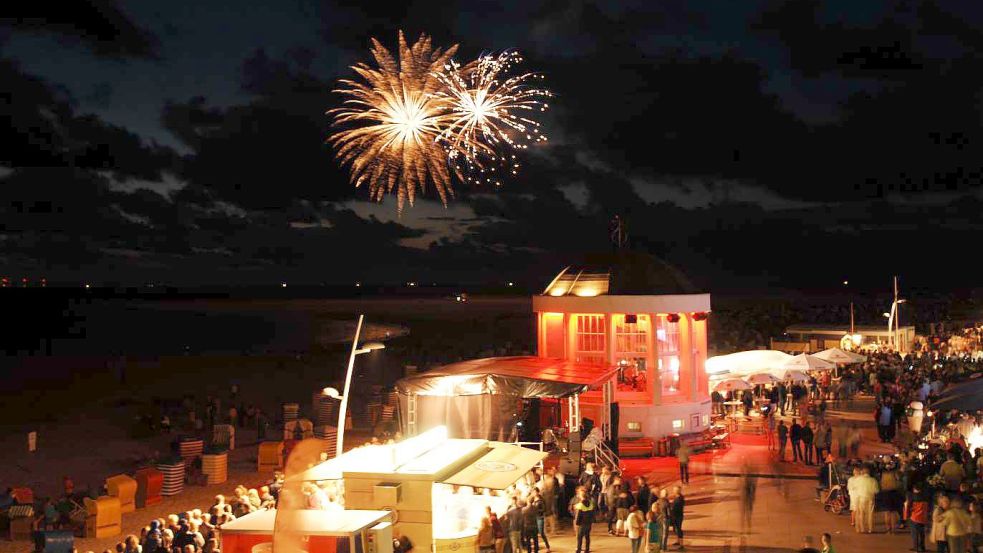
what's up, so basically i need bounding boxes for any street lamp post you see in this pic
[323,314,385,458]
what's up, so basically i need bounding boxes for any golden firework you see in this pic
[433,51,551,186]
[329,32,460,212]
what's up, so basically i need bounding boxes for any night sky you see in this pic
[3,1,983,292]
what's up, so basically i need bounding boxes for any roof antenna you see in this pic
[610,215,628,250]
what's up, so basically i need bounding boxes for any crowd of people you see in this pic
[472,462,687,553]
[27,472,285,553]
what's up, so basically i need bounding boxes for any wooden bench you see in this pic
[618,437,655,457]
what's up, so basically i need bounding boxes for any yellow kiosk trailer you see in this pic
[289,427,547,553]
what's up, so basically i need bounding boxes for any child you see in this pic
[820,532,835,553]
[644,510,662,553]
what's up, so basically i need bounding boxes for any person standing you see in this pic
[853,467,879,534]
[635,476,650,517]
[529,488,550,553]
[652,489,670,551]
[506,498,524,553]
[904,482,930,552]
[522,498,539,553]
[669,486,685,549]
[540,468,559,537]
[942,498,972,553]
[626,505,645,553]
[605,476,621,534]
[932,494,950,553]
[801,422,814,465]
[677,443,692,484]
[478,512,496,553]
[579,463,602,507]
[573,488,596,553]
[490,508,505,553]
[777,420,789,462]
[790,419,803,463]
[644,510,662,553]
[940,454,967,492]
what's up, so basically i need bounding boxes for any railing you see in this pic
[511,441,546,468]
[592,439,621,472]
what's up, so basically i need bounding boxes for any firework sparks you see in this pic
[329,32,461,212]
[434,51,551,186]
[329,33,551,210]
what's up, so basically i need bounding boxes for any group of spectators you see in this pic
[75,476,284,553]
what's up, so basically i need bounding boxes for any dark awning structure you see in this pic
[395,356,618,398]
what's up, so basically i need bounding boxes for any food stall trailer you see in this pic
[219,508,392,553]
[286,427,546,553]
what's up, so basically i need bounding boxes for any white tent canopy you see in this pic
[782,354,836,372]
[706,350,794,379]
[813,348,867,364]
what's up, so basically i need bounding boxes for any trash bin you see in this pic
[656,438,669,457]
[668,433,681,456]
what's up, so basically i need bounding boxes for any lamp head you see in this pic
[322,387,342,399]
[361,342,385,351]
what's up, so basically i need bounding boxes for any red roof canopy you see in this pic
[395,356,617,398]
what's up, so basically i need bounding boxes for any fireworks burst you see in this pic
[433,51,551,187]
[329,33,551,211]
[329,32,461,212]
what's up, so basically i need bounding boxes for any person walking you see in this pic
[777,420,789,462]
[801,422,815,465]
[790,419,803,463]
[904,482,930,552]
[766,411,776,451]
[669,486,685,549]
[739,467,757,531]
[677,443,692,484]
[626,505,645,553]
[573,488,596,553]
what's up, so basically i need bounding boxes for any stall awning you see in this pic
[440,443,547,490]
[396,356,618,398]
[219,509,390,536]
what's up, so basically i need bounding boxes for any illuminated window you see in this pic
[575,315,606,364]
[657,316,680,396]
[615,315,649,353]
[615,314,649,393]
[626,422,641,432]
[701,414,710,426]
[672,419,684,430]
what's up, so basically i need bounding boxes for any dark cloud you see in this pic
[1,59,175,180]
[1,0,160,59]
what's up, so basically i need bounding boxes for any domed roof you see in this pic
[542,250,700,297]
